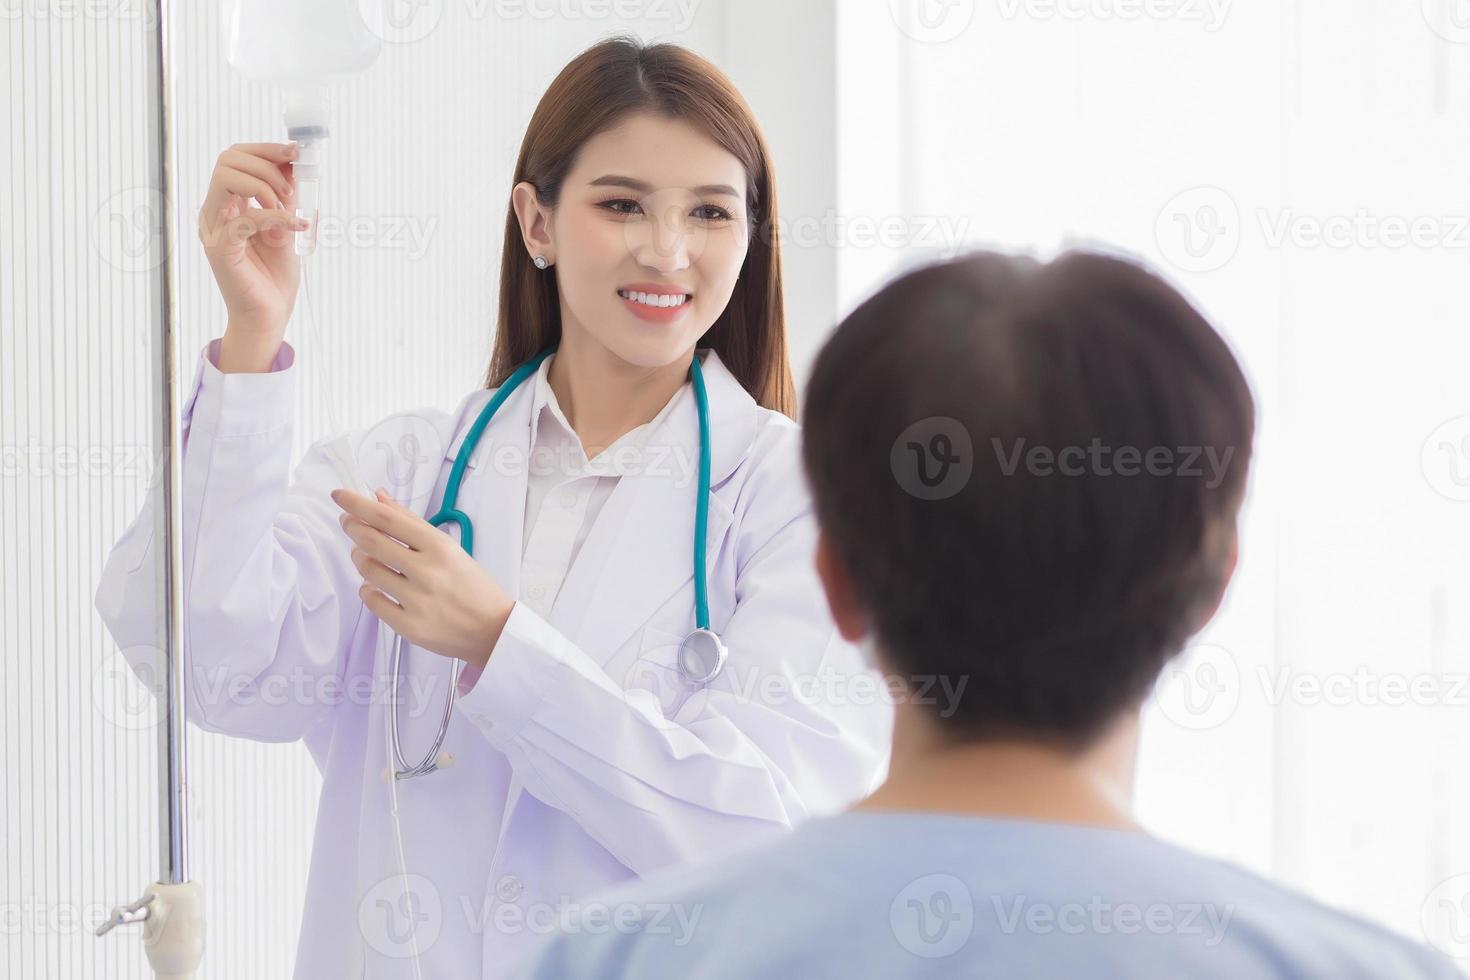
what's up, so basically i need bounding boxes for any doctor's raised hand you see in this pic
[198,141,308,370]
[333,487,514,673]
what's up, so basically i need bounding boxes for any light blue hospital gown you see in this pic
[508,810,1464,979]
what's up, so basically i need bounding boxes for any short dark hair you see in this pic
[800,249,1255,747]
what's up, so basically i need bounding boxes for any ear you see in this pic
[511,180,555,263]
[1189,519,1241,633]
[813,525,870,644]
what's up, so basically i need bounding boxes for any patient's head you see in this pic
[801,249,1255,750]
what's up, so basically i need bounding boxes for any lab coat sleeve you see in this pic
[93,338,365,743]
[453,427,894,877]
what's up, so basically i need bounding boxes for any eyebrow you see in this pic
[588,174,742,199]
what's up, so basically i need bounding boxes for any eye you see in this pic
[693,204,734,222]
[597,199,735,222]
[598,198,643,216]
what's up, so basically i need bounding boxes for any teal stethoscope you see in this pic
[387,343,728,780]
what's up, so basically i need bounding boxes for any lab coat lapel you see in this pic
[390,380,535,754]
[439,382,535,603]
[549,348,759,662]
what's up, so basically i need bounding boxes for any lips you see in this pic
[617,287,694,323]
[619,280,691,293]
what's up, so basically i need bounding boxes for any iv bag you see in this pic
[222,0,382,255]
[223,0,381,87]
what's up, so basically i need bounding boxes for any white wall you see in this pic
[722,0,839,386]
[0,2,838,976]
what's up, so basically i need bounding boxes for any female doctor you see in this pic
[94,36,891,980]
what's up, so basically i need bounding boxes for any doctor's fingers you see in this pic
[350,548,413,601]
[341,516,426,575]
[204,145,293,211]
[205,164,288,220]
[336,492,443,556]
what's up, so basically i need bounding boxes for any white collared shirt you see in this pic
[458,351,691,693]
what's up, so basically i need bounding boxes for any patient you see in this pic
[510,250,1460,978]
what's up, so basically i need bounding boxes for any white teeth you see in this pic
[619,289,690,308]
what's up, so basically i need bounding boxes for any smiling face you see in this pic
[512,111,751,370]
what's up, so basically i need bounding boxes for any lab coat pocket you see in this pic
[622,625,704,719]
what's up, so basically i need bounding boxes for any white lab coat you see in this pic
[94,338,893,979]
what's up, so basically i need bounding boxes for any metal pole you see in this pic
[148,0,190,890]
[95,0,205,972]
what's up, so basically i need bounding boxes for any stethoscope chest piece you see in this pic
[678,627,728,684]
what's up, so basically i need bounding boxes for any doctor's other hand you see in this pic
[199,141,310,339]
[332,488,518,673]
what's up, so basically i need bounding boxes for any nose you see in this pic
[629,198,695,273]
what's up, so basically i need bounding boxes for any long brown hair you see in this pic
[483,35,796,419]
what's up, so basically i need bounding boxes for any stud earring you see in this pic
[532,254,548,270]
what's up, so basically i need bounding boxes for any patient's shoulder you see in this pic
[510,811,1464,980]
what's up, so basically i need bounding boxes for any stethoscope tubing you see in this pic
[386,343,716,781]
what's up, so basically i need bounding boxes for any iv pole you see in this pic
[94,0,206,974]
